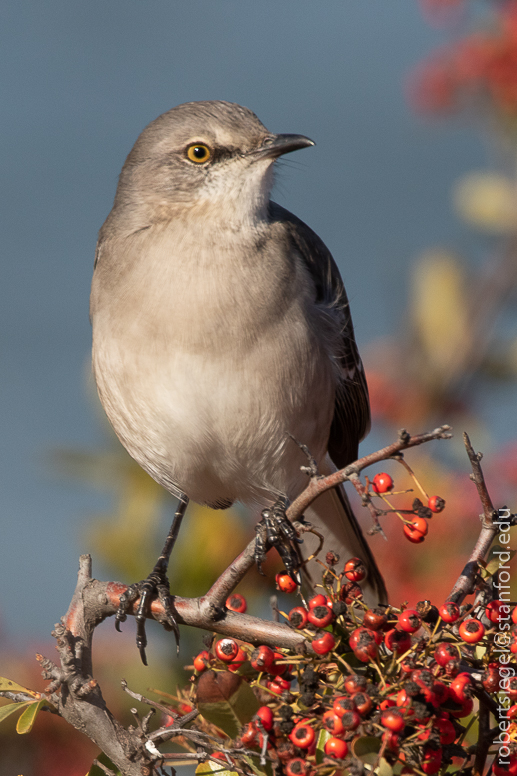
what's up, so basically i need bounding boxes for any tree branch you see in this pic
[286,425,452,523]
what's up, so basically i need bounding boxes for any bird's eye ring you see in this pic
[186,143,211,164]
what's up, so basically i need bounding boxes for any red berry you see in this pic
[343,557,366,582]
[340,581,363,604]
[385,731,401,752]
[226,593,247,613]
[349,627,379,662]
[372,472,394,493]
[458,618,485,643]
[288,606,309,629]
[447,674,470,700]
[363,608,388,631]
[486,600,504,624]
[512,606,517,625]
[431,681,449,707]
[434,717,456,745]
[193,650,210,672]
[275,572,297,593]
[384,628,412,654]
[482,663,501,693]
[255,706,274,732]
[403,516,428,543]
[352,691,373,716]
[439,601,460,623]
[231,646,248,663]
[340,710,361,730]
[307,604,334,628]
[250,645,275,672]
[344,674,367,694]
[449,697,474,718]
[434,642,458,666]
[285,758,309,776]
[398,609,421,634]
[396,689,412,709]
[215,638,240,662]
[240,721,258,745]
[333,696,356,716]
[380,697,397,710]
[289,723,315,749]
[381,708,405,732]
[211,752,226,760]
[308,593,327,609]
[428,495,445,513]
[324,737,348,758]
[266,679,286,696]
[312,631,336,655]
[322,710,345,735]
[508,677,517,700]
[269,651,289,676]
[422,745,442,774]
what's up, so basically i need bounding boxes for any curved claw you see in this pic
[115,570,181,665]
[254,497,302,578]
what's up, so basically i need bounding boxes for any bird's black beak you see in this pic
[250,133,315,160]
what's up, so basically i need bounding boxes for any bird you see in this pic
[90,100,387,659]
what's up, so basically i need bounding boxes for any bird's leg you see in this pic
[254,496,303,582]
[115,494,189,665]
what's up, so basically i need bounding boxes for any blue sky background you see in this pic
[0,1,493,641]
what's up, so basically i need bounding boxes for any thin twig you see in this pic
[448,434,501,603]
[286,426,451,524]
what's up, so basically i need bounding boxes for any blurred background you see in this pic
[1,0,517,773]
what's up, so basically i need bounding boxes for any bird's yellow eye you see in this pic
[186,144,211,163]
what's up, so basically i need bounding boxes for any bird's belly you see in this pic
[92,317,335,507]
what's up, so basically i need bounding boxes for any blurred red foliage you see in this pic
[409,1,517,117]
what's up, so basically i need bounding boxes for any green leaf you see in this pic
[376,757,393,776]
[16,699,48,734]
[242,754,271,776]
[0,701,31,725]
[196,760,239,776]
[197,672,259,739]
[86,752,122,776]
[352,735,382,762]
[315,728,331,764]
[0,677,40,698]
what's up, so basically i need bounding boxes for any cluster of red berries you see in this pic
[409,1,517,118]
[370,471,445,544]
[179,560,517,776]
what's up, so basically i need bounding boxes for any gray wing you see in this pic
[268,202,371,469]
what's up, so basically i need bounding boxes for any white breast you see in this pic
[91,221,336,507]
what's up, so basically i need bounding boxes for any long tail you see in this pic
[300,456,388,606]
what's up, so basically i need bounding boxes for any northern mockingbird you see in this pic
[91,100,386,660]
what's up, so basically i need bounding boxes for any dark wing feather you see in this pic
[268,202,370,469]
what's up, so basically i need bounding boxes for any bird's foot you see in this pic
[115,560,179,666]
[254,497,302,581]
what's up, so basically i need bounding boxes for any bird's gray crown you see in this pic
[126,101,270,166]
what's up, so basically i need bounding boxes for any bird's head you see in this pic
[114,100,314,227]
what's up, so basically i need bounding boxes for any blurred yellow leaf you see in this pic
[411,250,470,379]
[453,172,517,233]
